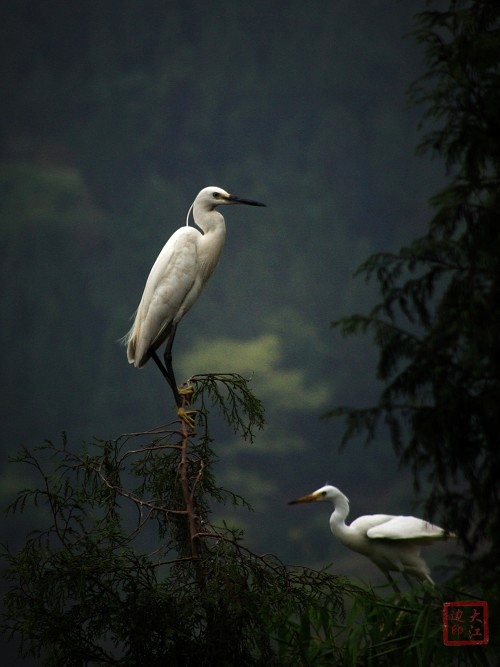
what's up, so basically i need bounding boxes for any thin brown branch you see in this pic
[179,393,202,560]
[93,464,188,516]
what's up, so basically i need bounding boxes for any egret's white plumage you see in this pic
[124,186,265,422]
[289,485,454,590]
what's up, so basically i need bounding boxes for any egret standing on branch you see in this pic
[289,485,454,592]
[124,186,265,425]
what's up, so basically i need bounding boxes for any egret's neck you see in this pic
[193,203,226,236]
[192,206,226,280]
[329,495,351,539]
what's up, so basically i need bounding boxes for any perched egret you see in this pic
[124,186,265,425]
[289,485,454,591]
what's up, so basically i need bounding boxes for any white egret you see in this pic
[289,485,454,591]
[124,186,265,424]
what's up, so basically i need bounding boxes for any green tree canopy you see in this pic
[2,377,490,665]
[327,0,500,590]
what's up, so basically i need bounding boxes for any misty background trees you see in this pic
[1,1,499,660]
[1,0,438,565]
[328,3,500,589]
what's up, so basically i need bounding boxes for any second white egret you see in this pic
[289,485,454,591]
[124,186,265,424]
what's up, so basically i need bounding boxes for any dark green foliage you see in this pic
[326,0,500,594]
[1,377,344,665]
[339,586,490,667]
[191,372,266,443]
[2,375,492,665]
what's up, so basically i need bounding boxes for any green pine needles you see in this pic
[1,374,342,665]
[1,373,491,665]
[190,372,266,443]
[325,0,500,594]
[2,375,488,667]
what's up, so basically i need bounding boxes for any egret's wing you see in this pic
[367,516,446,542]
[128,228,199,365]
[349,514,396,535]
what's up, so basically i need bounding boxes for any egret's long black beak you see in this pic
[227,194,266,206]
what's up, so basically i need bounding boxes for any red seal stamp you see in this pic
[442,601,489,646]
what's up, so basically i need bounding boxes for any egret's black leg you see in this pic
[162,325,181,407]
[385,572,401,595]
[149,326,195,427]
[403,573,414,588]
[150,349,180,406]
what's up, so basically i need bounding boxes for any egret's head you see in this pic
[196,186,266,210]
[288,485,344,505]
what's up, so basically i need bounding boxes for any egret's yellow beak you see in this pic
[288,492,318,505]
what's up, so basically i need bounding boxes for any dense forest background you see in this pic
[1,0,453,606]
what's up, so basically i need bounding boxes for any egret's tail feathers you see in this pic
[119,330,131,347]
[126,338,136,365]
[119,327,138,365]
[120,310,139,362]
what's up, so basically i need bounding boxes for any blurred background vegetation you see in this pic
[0,0,459,625]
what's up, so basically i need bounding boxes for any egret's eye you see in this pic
[212,192,221,199]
